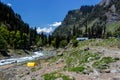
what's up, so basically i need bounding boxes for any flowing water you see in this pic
[0,51,54,66]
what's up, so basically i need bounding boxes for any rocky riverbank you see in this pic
[0,39,120,80]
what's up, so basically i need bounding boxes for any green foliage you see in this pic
[52,0,120,38]
[59,40,68,48]
[64,49,100,71]
[0,2,39,49]
[0,25,9,40]
[37,37,43,47]
[51,40,56,48]
[0,34,7,51]
[107,21,120,34]
[69,66,85,73]
[91,38,118,47]
[53,5,94,37]
[72,40,79,47]
[92,57,119,69]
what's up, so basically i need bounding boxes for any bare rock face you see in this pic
[99,0,111,6]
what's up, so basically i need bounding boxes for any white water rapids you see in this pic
[0,51,54,66]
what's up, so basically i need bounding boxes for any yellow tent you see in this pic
[27,62,36,67]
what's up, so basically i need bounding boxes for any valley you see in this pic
[0,38,120,80]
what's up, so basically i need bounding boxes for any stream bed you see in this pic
[0,51,55,66]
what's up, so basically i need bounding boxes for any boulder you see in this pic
[83,70,90,75]
[57,52,63,56]
[84,47,89,51]
[39,47,44,51]
[104,69,110,73]
[56,59,64,64]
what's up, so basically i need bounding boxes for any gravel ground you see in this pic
[0,47,120,80]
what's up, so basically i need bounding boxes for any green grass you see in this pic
[43,38,119,74]
[69,66,85,73]
[63,49,100,72]
[65,50,100,65]
[107,21,120,33]
[92,57,119,69]
[90,38,118,47]
[43,72,75,80]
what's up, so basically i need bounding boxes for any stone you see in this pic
[57,52,63,56]
[104,69,110,73]
[55,78,63,80]
[111,69,118,73]
[26,72,30,75]
[84,47,89,51]
[56,59,64,64]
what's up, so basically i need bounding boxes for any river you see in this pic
[0,51,55,66]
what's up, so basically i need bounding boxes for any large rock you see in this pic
[104,69,110,73]
[84,47,89,51]
[57,52,63,56]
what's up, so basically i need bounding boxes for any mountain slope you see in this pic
[53,0,120,37]
[0,2,37,50]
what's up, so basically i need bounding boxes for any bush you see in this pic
[51,40,56,47]
[69,66,85,73]
[0,35,7,51]
[72,40,79,47]
[59,40,68,48]
[92,57,119,69]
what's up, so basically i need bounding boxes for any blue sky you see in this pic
[2,0,101,33]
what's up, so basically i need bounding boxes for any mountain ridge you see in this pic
[53,0,120,38]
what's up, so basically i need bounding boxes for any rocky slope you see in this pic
[0,38,120,80]
[53,0,120,37]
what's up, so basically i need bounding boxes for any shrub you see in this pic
[0,35,7,51]
[69,66,85,73]
[59,40,68,48]
[72,40,79,47]
[92,57,119,69]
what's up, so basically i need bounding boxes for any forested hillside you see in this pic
[53,0,120,38]
[0,2,38,50]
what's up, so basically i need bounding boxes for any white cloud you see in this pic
[7,3,12,7]
[37,27,53,33]
[37,21,62,34]
[49,22,62,27]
